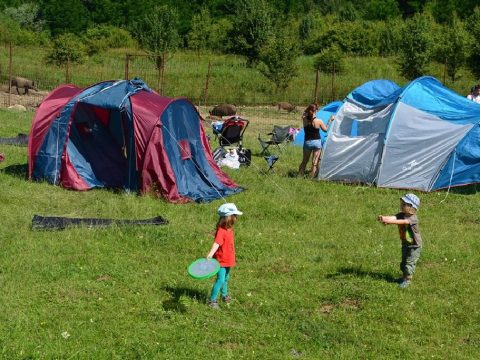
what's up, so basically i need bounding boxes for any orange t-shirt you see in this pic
[214,227,236,267]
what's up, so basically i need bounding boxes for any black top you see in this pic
[304,121,320,141]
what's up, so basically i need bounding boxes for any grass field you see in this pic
[1,46,477,109]
[1,108,480,359]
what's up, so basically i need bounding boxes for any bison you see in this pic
[277,102,296,113]
[11,76,38,95]
[209,103,236,117]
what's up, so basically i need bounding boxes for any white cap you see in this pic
[218,203,243,217]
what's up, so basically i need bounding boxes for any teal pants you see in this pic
[210,267,231,301]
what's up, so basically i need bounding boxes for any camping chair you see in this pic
[258,125,294,155]
[218,116,249,150]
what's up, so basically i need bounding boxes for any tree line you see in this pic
[1,0,480,92]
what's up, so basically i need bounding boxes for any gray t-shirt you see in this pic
[395,213,422,247]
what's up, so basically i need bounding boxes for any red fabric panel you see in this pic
[28,85,82,178]
[91,106,110,127]
[59,152,91,190]
[130,91,188,202]
[178,139,191,160]
[141,127,188,202]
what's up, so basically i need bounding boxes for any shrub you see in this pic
[258,27,300,92]
[84,25,135,55]
[433,16,471,82]
[3,3,46,33]
[228,0,275,66]
[303,16,381,56]
[313,44,344,74]
[377,19,404,56]
[187,7,212,53]
[466,7,480,80]
[398,13,433,80]
[209,18,234,54]
[46,33,87,66]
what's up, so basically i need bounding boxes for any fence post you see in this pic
[124,54,130,80]
[443,57,447,84]
[331,63,336,101]
[203,60,211,107]
[157,66,161,94]
[156,54,166,95]
[314,68,320,105]
[66,57,70,83]
[8,42,12,107]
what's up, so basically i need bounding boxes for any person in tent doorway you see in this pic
[377,194,423,289]
[467,85,480,103]
[206,203,243,309]
[298,104,333,178]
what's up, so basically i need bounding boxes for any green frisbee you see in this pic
[187,258,220,280]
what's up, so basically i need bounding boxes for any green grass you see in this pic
[1,109,480,359]
[1,46,476,107]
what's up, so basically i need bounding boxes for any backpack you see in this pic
[238,148,251,166]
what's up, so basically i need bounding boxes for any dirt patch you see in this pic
[319,298,361,315]
[320,303,334,314]
[0,84,48,110]
[340,297,361,310]
[96,274,112,282]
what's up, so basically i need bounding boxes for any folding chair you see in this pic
[258,125,294,155]
[218,116,249,150]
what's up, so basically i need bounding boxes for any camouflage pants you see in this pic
[400,245,422,277]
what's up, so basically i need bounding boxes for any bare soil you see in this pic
[0,84,48,110]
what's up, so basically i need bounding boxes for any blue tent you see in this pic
[319,77,480,191]
[293,101,342,146]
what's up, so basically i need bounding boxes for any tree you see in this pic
[187,7,212,53]
[42,0,90,36]
[46,33,87,66]
[134,5,180,93]
[258,27,300,92]
[229,0,275,66]
[4,3,46,32]
[467,7,480,80]
[313,44,344,74]
[398,13,432,80]
[363,0,401,21]
[425,0,457,24]
[434,16,470,82]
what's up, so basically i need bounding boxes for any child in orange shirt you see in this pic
[206,203,243,309]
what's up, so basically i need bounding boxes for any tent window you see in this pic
[340,117,387,137]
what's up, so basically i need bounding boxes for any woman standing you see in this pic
[298,104,333,178]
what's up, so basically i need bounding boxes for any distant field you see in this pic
[1,46,476,109]
[1,109,480,359]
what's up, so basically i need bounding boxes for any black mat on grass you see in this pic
[0,133,28,146]
[32,215,168,230]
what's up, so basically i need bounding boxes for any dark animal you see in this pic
[277,102,296,113]
[209,103,236,117]
[11,76,38,95]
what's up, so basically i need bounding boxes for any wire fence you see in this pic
[0,43,347,137]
